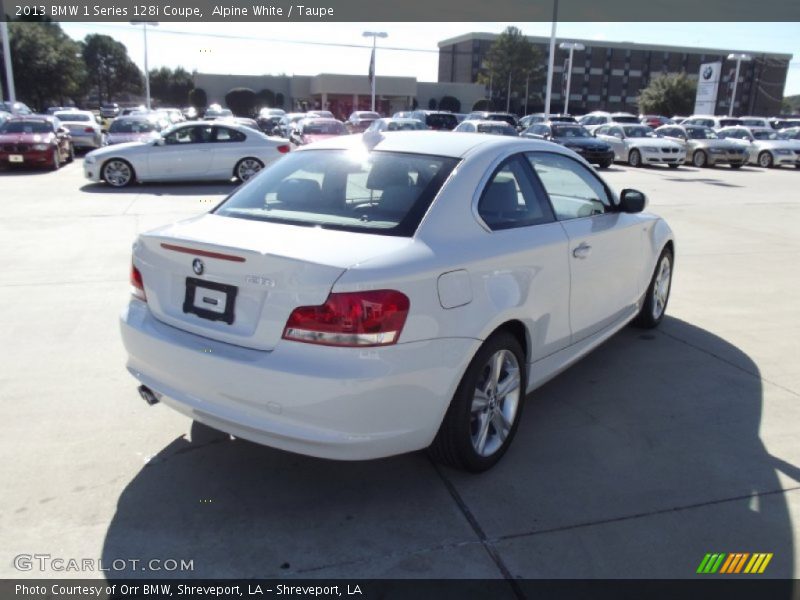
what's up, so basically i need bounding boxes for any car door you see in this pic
[596,125,626,160]
[526,151,644,342]
[208,125,248,178]
[147,124,214,180]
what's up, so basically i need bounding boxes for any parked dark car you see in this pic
[408,110,458,131]
[0,116,74,169]
[345,111,381,133]
[522,122,615,168]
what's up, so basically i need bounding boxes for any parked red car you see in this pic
[0,116,74,170]
[290,118,348,145]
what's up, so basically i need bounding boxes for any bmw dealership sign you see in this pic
[694,61,722,114]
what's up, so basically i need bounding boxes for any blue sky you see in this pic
[60,22,800,96]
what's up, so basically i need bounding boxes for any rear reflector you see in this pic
[277,144,291,154]
[283,290,410,347]
[160,243,246,263]
[131,263,146,302]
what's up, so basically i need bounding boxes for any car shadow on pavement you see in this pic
[79,181,239,196]
[100,318,795,580]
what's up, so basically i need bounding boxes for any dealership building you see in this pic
[192,33,792,118]
[438,32,792,116]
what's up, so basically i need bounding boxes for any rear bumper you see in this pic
[120,300,479,460]
[70,133,102,149]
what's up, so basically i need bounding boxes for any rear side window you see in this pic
[214,150,459,237]
[214,127,246,142]
[425,113,457,130]
[477,155,554,231]
[526,152,612,221]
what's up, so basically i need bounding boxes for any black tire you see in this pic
[633,247,673,329]
[102,159,135,187]
[692,150,707,168]
[668,163,680,169]
[66,143,75,163]
[628,149,642,167]
[429,331,526,472]
[730,163,743,169]
[598,160,612,169]
[235,157,264,182]
[51,149,60,171]
[758,151,774,169]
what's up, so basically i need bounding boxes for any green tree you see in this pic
[275,92,285,108]
[472,98,495,112]
[439,95,461,113]
[189,87,208,110]
[478,26,543,113]
[255,88,275,108]
[224,87,257,117]
[638,73,697,116]
[82,34,142,103]
[6,22,86,109]
[149,66,194,107]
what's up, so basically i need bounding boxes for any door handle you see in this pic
[573,242,592,259]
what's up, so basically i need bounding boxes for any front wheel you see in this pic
[429,332,526,472]
[692,150,707,168]
[758,151,774,168]
[628,149,642,168]
[668,163,680,169]
[634,247,673,329]
[66,143,75,163]
[102,159,134,187]
[51,149,60,171]
[730,163,743,169]
[598,160,612,169]
[235,157,264,182]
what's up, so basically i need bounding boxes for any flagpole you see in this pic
[544,0,558,115]
[363,31,387,113]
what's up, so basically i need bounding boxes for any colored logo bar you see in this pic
[697,553,773,574]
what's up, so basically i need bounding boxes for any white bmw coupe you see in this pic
[121,132,674,471]
[84,121,291,187]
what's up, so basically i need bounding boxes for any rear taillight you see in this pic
[277,144,290,154]
[130,263,146,302]
[283,290,409,347]
[84,127,94,133]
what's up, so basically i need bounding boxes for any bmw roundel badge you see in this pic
[192,258,204,275]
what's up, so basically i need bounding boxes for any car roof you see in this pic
[294,130,565,159]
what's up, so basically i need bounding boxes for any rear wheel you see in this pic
[66,143,75,163]
[51,149,60,171]
[429,331,526,472]
[235,157,264,182]
[634,247,673,329]
[628,149,642,167]
[758,151,774,168]
[692,150,707,168]
[102,159,134,187]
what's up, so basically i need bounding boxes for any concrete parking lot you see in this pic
[1,156,798,581]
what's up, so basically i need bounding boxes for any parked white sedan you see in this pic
[595,124,685,168]
[84,121,291,187]
[121,132,674,471]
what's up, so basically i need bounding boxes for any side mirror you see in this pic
[619,189,647,213]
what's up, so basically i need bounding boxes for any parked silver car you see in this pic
[717,126,800,169]
[53,110,104,150]
[655,124,747,168]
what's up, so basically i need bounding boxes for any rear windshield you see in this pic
[486,114,517,126]
[425,113,458,130]
[214,149,459,236]
[302,121,346,135]
[612,115,640,123]
[109,119,159,133]
[56,113,91,122]
[0,121,53,134]
[752,129,778,140]
[476,123,517,136]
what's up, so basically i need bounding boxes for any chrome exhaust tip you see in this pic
[138,385,160,406]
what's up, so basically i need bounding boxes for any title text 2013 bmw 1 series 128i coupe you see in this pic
[121,131,674,472]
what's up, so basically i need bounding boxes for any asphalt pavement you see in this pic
[1,156,798,580]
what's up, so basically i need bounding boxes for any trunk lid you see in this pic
[135,213,413,350]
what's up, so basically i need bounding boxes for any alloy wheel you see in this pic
[652,254,672,321]
[470,349,521,457]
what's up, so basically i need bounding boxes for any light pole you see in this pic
[544,0,559,115]
[1,21,15,104]
[727,53,751,117]
[363,31,387,113]
[559,42,584,115]
[131,21,158,110]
